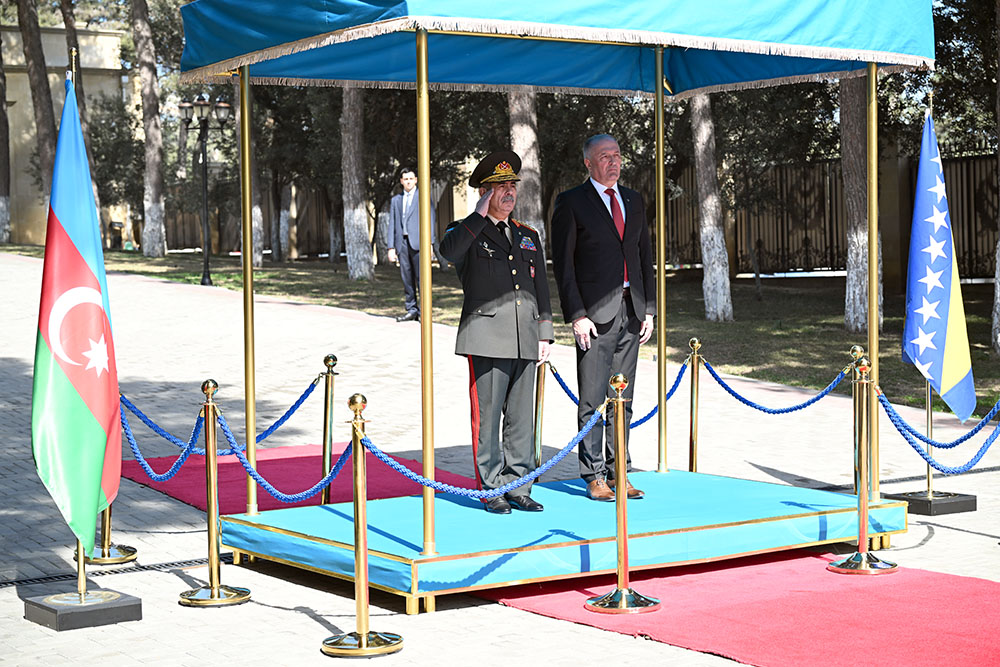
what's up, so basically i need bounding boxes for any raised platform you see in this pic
[220,470,907,613]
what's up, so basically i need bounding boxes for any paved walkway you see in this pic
[1,251,997,665]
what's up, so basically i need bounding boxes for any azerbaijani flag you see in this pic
[901,113,976,422]
[31,75,120,555]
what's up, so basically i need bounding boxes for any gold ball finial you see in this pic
[348,393,367,415]
[201,379,218,399]
[857,358,871,374]
[689,337,701,352]
[324,353,338,370]
[850,345,864,360]
[609,373,629,394]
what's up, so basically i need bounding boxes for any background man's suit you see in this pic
[550,180,655,483]
[439,212,553,493]
[387,187,435,317]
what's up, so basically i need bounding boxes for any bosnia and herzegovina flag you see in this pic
[901,113,976,422]
[31,75,120,556]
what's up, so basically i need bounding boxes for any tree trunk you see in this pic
[16,0,56,197]
[508,91,545,248]
[132,0,166,257]
[375,205,390,265]
[326,186,343,265]
[992,0,1000,353]
[277,181,291,262]
[840,76,883,333]
[341,88,373,280]
[690,94,734,322]
[0,40,10,243]
[59,0,104,241]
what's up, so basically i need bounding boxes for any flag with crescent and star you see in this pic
[901,112,976,422]
[31,74,121,555]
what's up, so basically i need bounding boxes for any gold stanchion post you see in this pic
[827,350,897,575]
[322,394,403,656]
[688,338,701,473]
[84,504,137,565]
[179,380,252,606]
[533,361,548,468]
[320,354,339,505]
[584,374,660,614]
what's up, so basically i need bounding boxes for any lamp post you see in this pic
[180,94,231,286]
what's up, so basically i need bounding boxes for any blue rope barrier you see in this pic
[549,363,687,428]
[702,361,846,414]
[877,392,999,474]
[361,405,607,500]
[217,413,352,503]
[120,379,318,456]
[876,392,1000,450]
[121,405,203,482]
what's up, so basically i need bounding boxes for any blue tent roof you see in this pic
[180,0,934,97]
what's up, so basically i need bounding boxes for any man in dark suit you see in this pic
[439,151,554,514]
[550,134,656,502]
[387,167,436,322]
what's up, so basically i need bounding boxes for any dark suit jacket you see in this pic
[550,180,656,325]
[439,212,554,360]
[387,187,436,252]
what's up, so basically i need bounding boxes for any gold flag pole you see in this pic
[655,45,669,473]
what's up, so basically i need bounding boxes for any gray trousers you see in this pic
[467,355,535,495]
[576,296,641,483]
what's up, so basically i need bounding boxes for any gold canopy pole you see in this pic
[866,63,881,509]
[239,65,258,515]
[416,28,437,558]
[655,46,668,472]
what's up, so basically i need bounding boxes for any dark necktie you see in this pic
[496,220,512,248]
[606,188,628,283]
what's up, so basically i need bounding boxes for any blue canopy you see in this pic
[179,0,934,98]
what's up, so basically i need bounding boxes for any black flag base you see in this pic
[883,490,977,516]
[24,589,142,631]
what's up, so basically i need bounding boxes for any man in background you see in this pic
[387,167,436,322]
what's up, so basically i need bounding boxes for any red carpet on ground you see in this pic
[121,443,475,514]
[479,551,1000,666]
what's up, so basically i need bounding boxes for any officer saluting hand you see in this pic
[439,150,553,514]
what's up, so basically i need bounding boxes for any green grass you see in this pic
[8,244,999,417]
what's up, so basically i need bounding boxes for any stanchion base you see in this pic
[883,490,976,516]
[826,551,898,575]
[178,585,251,607]
[584,587,661,614]
[83,544,138,565]
[24,589,142,630]
[321,631,403,657]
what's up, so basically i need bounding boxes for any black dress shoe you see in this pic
[396,311,419,322]
[484,497,511,514]
[506,493,544,512]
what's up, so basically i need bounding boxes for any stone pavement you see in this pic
[1,250,997,665]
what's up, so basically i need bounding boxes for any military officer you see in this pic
[439,150,554,514]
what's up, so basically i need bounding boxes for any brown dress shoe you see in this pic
[586,478,615,502]
[608,478,645,499]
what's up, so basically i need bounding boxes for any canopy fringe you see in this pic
[180,15,933,85]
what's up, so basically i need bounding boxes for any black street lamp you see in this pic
[180,94,231,286]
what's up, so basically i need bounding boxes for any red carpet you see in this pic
[479,551,1000,666]
[122,443,474,514]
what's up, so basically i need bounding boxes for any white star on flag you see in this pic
[927,174,947,203]
[921,236,948,264]
[81,335,109,377]
[913,358,934,381]
[924,205,948,234]
[910,327,937,356]
[917,265,944,293]
[929,151,942,171]
[913,296,940,325]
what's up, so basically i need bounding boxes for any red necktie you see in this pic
[606,188,628,283]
